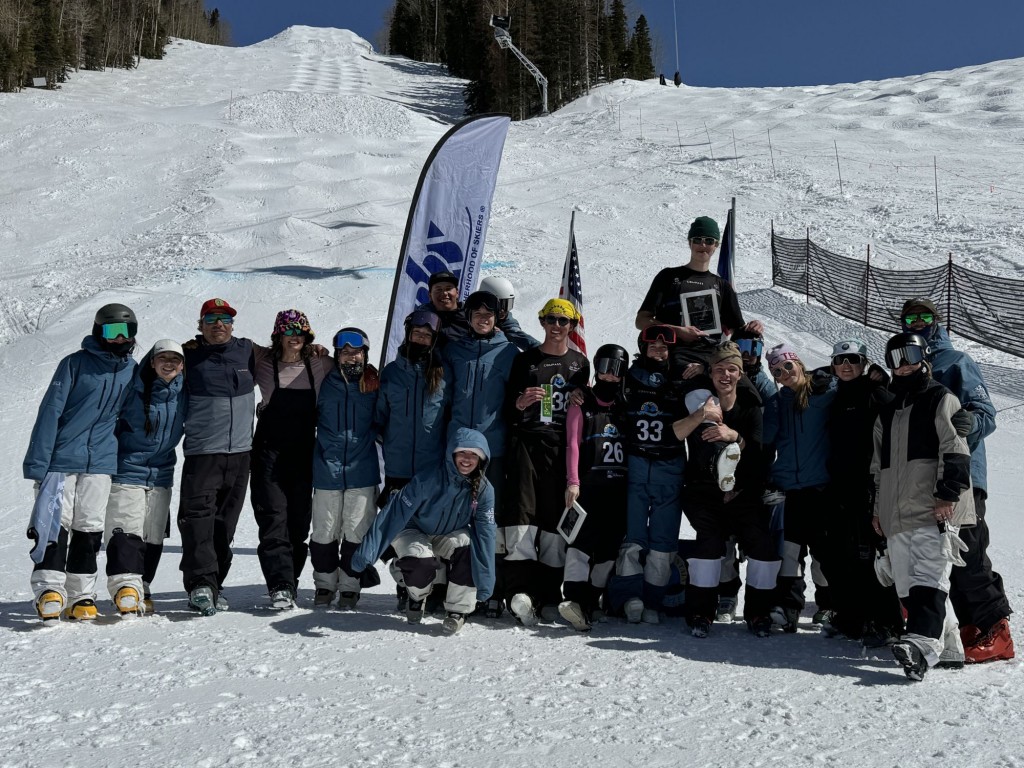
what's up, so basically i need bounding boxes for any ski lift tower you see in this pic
[490,15,548,116]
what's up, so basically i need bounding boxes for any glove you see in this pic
[762,488,786,506]
[434,535,457,561]
[873,548,895,587]
[941,523,969,567]
[950,408,974,438]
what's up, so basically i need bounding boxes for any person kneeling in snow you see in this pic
[349,428,496,635]
[871,332,973,681]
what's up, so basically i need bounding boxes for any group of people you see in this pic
[23,215,1015,680]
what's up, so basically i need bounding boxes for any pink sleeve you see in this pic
[565,404,583,486]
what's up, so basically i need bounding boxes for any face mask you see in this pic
[340,361,364,379]
[593,379,620,402]
[405,342,431,363]
[642,356,669,374]
[99,338,135,358]
[889,366,927,394]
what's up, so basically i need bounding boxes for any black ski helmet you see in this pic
[92,303,138,339]
[593,343,629,378]
[404,308,441,347]
[464,290,499,320]
[884,332,929,370]
[333,327,370,357]
[637,324,678,354]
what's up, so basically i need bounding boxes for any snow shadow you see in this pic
[204,265,391,280]
[374,58,466,123]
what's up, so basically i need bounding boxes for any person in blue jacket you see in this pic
[442,290,518,617]
[104,339,186,615]
[24,303,138,621]
[350,428,496,636]
[480,276,541,351]
[309,328,381,610]
[762,343,837,633]
[900,298,1013,663]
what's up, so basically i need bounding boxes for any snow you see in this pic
[2,25,1024,767]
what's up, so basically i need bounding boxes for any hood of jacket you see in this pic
[445,426,490,483]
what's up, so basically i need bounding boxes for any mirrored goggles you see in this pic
[735,338,763,357]
[333,330,368,350]
[902,312,934,326]
[594,357,625,377]
[832,353,865,366]
[640,326,677,345]
[100,322,136,340]
[408,310,441,333]
[202,314,234,325]
[496,297,513,314]
[885,345,926,369]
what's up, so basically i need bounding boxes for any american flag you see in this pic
[559,210,586,354]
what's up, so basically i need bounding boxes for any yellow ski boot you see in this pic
[114,586,142,615]
[64,599,98,621]
[36,591,65,621]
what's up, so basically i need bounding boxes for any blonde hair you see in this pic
[787,361,812,411]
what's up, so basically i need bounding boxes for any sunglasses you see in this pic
[280,328,306,337]
[100,322,136,340]
[542,315,572,327]
[902,312,934,326]
[735,338,763,357]
[690,236,718,246]
[640,326,677,345]
[832,354,864,366]
[771,360,798,378]
[595,357,625,377]
[203,314,234,325]
[885,345,926,369]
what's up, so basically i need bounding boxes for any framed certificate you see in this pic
[557,501,588,544]
[680,288,722,335]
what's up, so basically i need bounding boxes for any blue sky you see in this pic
[212,0,1024,88]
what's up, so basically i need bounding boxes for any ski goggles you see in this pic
[541,315,572,327]
[902,312,935,326]
[202,314,234,325]
[496,296,514,314]
[832,353,865,366]
[735,338,763,357]
[771,360,798,378]
[640,326,677,345]
[885,345,926,369]
[595,357,625,377]
[407,309,442,333]
[100,322,137,340]
[689,236,719,246]
[333,330,369,350]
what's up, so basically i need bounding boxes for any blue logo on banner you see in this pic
[405,221,465,305]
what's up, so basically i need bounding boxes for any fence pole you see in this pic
[639,106,643,141]
[732,130,738,160]
[704,121,714,161]
[934,156,940,219]
[864,243,871,327]
[946,252,953,332]
[768,128,777,178]
[805,227,811,305]
[676,121,682,158]
[770,220,775,285]
[834,140,843,196]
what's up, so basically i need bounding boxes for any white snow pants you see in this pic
[104,483,171,600]
[310,487,377,593]
[392,528,476,614]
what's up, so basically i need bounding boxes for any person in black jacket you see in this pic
[825,339,904,646]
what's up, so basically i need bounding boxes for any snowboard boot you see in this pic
[861,622,899,649]
[748,616,772,638]
[114,586,142,615]
[689,616,712,639]
[892,641,928,681]
[314,588,335,609]
[269,586,295,611]
[36,590,65,621]
[812,608,836,626]
[406,598,425,625]
[558,600,592,632]
[188,586,216,617]
[337,592,359,610]
[771,606,799,633]
[395,585,409,614]
[623,597,644,624]
[64,599,98,621]
[716,596,739,623]
[539,604,561,623]
[442,612,466,636]
[715,442,742,492]
[215,593,229,612]
[483,598,505,619]
[509,593,538,627]
[641,608,661,625]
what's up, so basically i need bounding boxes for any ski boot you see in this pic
[36,591,65,621]
[64,599,98,621]
[114,586,142,615]
[442,612,466,636]
[557,601,592,632]
[188,586,216,617]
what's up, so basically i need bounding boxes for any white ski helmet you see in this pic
[479,276,515,315]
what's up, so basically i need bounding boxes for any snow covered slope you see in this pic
[1,26,1023,768]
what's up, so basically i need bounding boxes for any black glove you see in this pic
[951,408,974,438]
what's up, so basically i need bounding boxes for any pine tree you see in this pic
[629,13,653,80]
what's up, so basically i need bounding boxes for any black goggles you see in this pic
[408,310,441,333]
[594,357,625,377]
[885,345,926,369]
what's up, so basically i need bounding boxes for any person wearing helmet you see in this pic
[249,309,334,610]
[415,270,471,344]
[441,290,519,618]
[480,275,541,351]
[559,344,630,631]
[871,332,974,681]
[613,324,688,625]
[731,326,776,404]
[824,339,903,646]
[501,298,590,625]
[24,303,138,621]
[898,298,1012,663]
[177,298,259,616]
[350,428,496,636]
[104,339,187,615]
[309,328,382,610]
[635,216,763,375]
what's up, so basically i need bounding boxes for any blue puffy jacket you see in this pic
[926,325,995,491]
[442,329,517,458]
[24,336,137,482]
[352,427,497,600]
[763,377,836,490]
[313,367,381,491]
[113,349,186,488]
[376,350,451,479]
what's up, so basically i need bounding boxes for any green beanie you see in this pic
[688,216,720,241]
